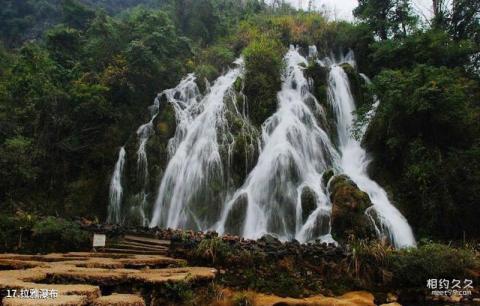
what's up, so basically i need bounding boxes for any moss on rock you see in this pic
[243,36,284,126]
[329,175,375,242]
[300,187,317,223]
[322,169,335,186]
[339,63,374,109]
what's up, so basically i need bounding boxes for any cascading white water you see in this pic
[324,57,416,248]
[217,47,339,242]
[110,45,415,248]
[131,94,163,226]
[136,97,159,186]
[107,146,126,224]
[150,59,248,230]
[357,73,380,140]
[109,75,202,226]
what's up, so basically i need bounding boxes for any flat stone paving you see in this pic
[0,252,216,306]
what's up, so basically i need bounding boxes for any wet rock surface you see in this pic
[328,175,376,242]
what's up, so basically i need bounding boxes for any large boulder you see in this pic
[328,175,376,242]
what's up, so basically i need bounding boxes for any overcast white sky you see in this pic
[281,0,435,21]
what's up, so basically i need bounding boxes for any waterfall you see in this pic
[110,45,415,248]
[323,55,416,248]
[150,59,247,230]
[136,96,160,187]
[357,73,380,140]
[217,46,339,242]
[130,94,163,226]
[107,146,126,224]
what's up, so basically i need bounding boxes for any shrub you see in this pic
[0,211,38,252]
[387,243,479,288]
[195,237,231,264]
[0,213,90,253]
[243,35,284,126]
[162,281,194,304]
[366,65,480,239]
[349,240,394,286]
[32,216,90,253]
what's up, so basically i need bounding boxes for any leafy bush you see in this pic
[162,281,194,304]
[0,211,40,251]
[30,216,90,253]
[370,29,477,73]
[243,35,284,126]
[0,213,90,253]
[349,240,478,289]
[387,243,479,288]
[366,65,480,239]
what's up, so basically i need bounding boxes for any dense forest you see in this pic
[0,0,479,246]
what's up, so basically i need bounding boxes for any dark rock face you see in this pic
[328,175,376,242]
[224,194,248,235]
[322,169,334,186]
[300,187,317,223]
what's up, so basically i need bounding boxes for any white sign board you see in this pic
[93,234,106,247]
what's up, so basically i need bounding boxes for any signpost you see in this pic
[92,234,106,251]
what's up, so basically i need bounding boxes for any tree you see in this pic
[354,0,417,40]
[365,65,480,239]
[448,0,480,42]
[62,0,96,30]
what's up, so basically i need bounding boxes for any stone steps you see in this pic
[123,235,170,247]
[109,243,168,252]
[101,248,167,255]
[99,235,170,256]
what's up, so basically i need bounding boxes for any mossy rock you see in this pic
[328,175,375,242]
[305,62,334,134]
[300,187,317,223]
[305,62,329,106]
[322,169,334,186]
[339,63,374,109]
[234,76,243,93]
[154,103,176,140]
[229,129,259,187]
[243,36,283,127]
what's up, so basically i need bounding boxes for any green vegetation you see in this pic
[354,0,480,240]
[232,291,256,306]
[0,0,479,245]
[160,281,195,304]
[1,0,479,303]
[388,242,478,287]
[195,237,232,264]
[0,212,90,253]
[365,65,480,239]
[350,240,479,290]
[178,234,478,297]
[243,36,284,125]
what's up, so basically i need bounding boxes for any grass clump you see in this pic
[195,237,231,264]
[232,291,256,306]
